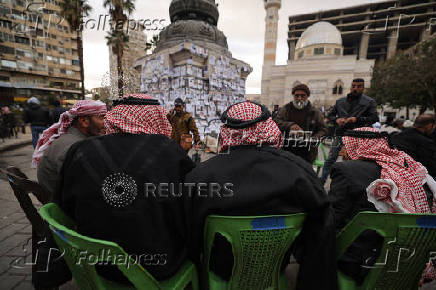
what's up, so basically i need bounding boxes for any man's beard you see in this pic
[293,100,309,110]
[87,120,102,136]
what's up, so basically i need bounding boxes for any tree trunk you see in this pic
[117,43,124,98]
[77,30,85,99]
[406,106,410,120]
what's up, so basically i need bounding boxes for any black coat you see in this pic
[185,145,338,290]
[391,128,436,179]
[328,94,379,134]
[50,107,67,124]
[53,134,195,282]
[24,103,50,127]
[329,161,383,285]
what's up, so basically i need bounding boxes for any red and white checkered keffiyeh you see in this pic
[343,127,436,282]
[32,100,107,167]
[219,102,283,152]
[342,127,436,214]
[104,94,172,137]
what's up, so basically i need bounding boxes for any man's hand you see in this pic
[346,117,357,124]
[290,124,303,131]
[336,118,347,127]
[169,108,174,115]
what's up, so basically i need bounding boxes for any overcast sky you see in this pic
[83,0,387,94]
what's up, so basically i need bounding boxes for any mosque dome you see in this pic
[295,21,342,50]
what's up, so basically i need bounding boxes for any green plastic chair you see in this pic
[313,143,327,175]
[39,203,199,290]
[203,214,306,290]
[337,211,436,290]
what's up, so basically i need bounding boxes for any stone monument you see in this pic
[134,0,252,136]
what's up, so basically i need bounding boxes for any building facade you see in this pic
[0,0,83,105]
[288,0,436,62]
[262,0,376,109]
[108,28,147,98]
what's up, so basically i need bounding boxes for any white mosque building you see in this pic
[261,0,375,110]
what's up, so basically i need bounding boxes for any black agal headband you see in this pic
[221,101,271,129]
[113,97,160,107]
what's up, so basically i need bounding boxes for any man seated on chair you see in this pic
[185,101,338,290]
[53,94,195,284]
[34,100,107,196]
[329,127,436,285]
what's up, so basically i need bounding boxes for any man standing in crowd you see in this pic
[391,114,436,178]
[34,100,107,195]
[24,97,50,148]
[274,83,328,163]
[186,101,337,290]
[49,99,67,125]
[167,97,200,151]
[320,78,379,184]
[271,104,279,119]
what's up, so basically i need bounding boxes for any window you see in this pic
[0,75,10,81]
[59,58,65,65]
[17,61,33,70]
[72,59,79,66]
[1,60,17,69]
[314,47,324,55]
[60,68,66,74]
[332,80,344,96]
[0,31,14,42]
[65,48,71,54]
[0,44,15,54]
[0,20,11,29]
[298,50,304,59]
[66,70,74,76]
[16,48,33,58]
[15,36,30,45]
[0,5,10,16]
[334,48,341,55]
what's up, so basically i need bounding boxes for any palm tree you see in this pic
[60,0,92,99]
[145,34,160,54]
[103,0,136,98]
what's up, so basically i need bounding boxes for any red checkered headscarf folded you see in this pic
[32,100,107,167]
[219,101,283,152]
[104,94,172,137]
[342,127,436,214]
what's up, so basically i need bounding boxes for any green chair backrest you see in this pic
[39,203,175,290]
[314,143,327,174]
[204,214,306,290]
[337,211,436,290]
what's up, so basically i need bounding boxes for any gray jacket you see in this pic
[37,127,88,195]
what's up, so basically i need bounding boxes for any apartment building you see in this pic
[0,0,82,105]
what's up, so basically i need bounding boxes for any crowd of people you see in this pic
[13,83,435,289]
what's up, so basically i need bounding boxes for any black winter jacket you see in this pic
[24,103,50,126]
[328,94,379,134]
[391,128,436,179]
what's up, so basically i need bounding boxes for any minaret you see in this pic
[263,0,281,66]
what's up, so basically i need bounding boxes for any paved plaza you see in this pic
[0,145,37,290]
